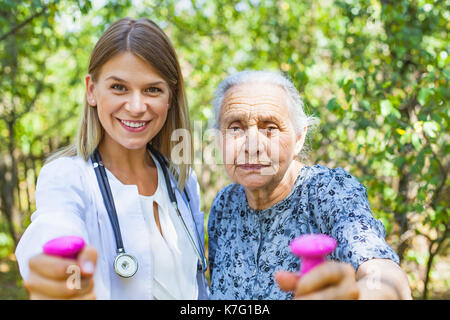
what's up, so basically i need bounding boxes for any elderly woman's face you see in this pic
[219,83,303,190]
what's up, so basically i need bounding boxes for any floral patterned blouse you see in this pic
[207,164,400,300]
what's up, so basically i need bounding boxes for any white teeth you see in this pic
[120,120,147,128]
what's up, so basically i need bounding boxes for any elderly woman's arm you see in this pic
[276,167,412,300]
[275,257,411,299]
[356,258,412,299]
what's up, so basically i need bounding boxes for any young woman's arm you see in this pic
[15,157,97,299]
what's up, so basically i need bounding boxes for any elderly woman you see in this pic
[207,70,412,300]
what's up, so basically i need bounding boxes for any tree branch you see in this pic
[0,5,48,41]
[29,101,79,147]
[17,76,46,119]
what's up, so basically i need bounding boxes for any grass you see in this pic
[0,254,28,300]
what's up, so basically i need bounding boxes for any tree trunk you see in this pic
[0,159,18,246]
[0,120,20,247]
[422,225,449,299]
[395,167,411,262]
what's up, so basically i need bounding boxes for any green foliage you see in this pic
[330,0,448,231]
[0,0,448,299]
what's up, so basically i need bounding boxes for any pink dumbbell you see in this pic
[43,236,85,259]
[289,234,337,275]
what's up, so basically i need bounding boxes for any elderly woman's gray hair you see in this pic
[211,70,319,159]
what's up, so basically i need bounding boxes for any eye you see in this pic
[144,87,163,95]
[261,125,279,135]
[111,83,127,92]
[227,123,244,134]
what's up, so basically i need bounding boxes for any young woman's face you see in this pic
[86,52,171,150]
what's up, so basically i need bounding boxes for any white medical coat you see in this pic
[15,155,209,299]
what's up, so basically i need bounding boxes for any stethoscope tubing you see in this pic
[148,144,207,272]
[92,150,125,252]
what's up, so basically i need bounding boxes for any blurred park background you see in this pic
[0,0,448,299]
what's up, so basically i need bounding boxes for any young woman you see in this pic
[15,18,208,300]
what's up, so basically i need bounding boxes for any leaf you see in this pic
[355,77,364,93]
[382,81,392,88]
[411,133,422,150]
[423,121,440,138]
[326,97,338,111]
[400,131,411,145]
[380,100,392,117]
[383,187,397,200]
[413,121,423,132]
[380,99,400,118]
[417,88,433,106]
[360,99,370,110]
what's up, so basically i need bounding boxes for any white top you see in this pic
[14,152,208,299]
[138,152,198,300]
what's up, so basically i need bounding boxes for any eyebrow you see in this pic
[105,75,166,86]
[222,111,281,125]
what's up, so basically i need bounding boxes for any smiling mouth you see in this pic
[117,118,151,132]
[120,119,149,128]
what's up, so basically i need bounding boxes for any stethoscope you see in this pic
[90,144,207,278]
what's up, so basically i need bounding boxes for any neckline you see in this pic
[243,165,310,214]
[139,193,156,200]
[103,149,162,197]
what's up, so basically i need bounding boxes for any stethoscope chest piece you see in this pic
[114,252,138,278]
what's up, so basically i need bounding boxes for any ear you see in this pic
[294,126,308,155]
[167,92,173,109]
[85,74,97,106]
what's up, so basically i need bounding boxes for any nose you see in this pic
[124,92,147,115]
[245,126,258,156]
[244,126,266,159]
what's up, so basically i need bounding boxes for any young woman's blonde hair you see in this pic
[48,17,193,189]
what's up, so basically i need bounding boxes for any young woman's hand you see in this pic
[24,245,98,300]
[275,261,359,300]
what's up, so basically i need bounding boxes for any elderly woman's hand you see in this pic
[275,261,359,300]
